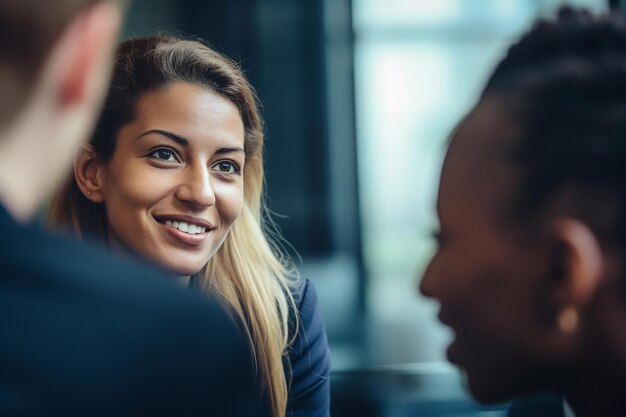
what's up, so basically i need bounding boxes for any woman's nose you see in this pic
[175,165,216,208]
[419,256,439,298]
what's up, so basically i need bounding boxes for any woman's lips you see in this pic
[159,222,209,246]
[446,339,460,364]
[438,310,462,365]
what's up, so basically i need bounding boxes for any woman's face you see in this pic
[97,81,246,276]
[420,97,555,403]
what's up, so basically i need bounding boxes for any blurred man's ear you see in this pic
[46,1,121,110]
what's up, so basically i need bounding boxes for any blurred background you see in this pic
[123,0,613,415]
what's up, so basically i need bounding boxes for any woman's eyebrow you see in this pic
[137,129,188,145]
[216,147,246,156]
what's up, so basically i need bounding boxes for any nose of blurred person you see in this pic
[419,255,439,299]
[175,163,216,209]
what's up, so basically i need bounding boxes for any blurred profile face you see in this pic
[420,97,555,403]
[97,82,245,276]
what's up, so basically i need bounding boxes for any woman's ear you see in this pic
[74,144,105,203]
[546,218,604,333]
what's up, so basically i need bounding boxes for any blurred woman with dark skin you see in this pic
[421,8,625,417]
[49,35,330,417]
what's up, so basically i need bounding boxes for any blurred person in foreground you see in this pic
[0,1,265,415]
[420,8,625,417]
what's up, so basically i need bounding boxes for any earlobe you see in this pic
[547,218,604,330]
[74,145,104,203]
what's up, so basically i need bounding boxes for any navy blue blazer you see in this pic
[0,205,267,417]
[286,279,331,417]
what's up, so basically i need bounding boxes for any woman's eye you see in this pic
[212,161,239,174]
[149,148,179,163]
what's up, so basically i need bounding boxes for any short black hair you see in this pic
[483,7,625,250]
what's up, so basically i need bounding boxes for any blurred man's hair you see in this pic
[0,0,120,128]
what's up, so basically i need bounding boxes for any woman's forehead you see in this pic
[439,99,523,219]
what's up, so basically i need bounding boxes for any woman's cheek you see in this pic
[216,182,245,225]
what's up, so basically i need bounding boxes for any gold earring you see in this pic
[557,307,579,333]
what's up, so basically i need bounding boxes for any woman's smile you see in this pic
[156,216,213,246]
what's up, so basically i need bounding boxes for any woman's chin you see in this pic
[157,259,205,278]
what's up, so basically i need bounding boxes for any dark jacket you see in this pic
[0,205,267,416]
[286,278,331,417]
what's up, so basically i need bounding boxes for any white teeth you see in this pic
[162,219,207,234]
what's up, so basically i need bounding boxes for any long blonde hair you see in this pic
[48,35,297,417]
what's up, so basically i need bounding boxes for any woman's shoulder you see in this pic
[288,278,327,340]
[286,278,331,416]
[289,277,316,312]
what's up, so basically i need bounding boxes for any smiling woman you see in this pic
[86,83,246,277]
[48,35,330,417]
